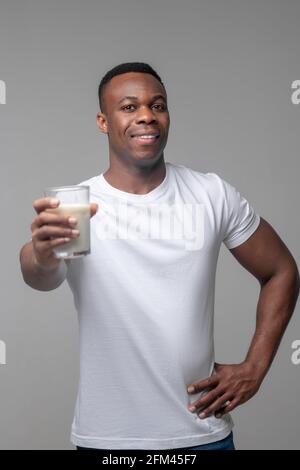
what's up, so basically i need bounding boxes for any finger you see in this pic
[33,197,60,215]
[34,225,80,241]
[33,210,80,230]
[214,399,232,418]
[213,362,222,371]
[214,398,238,418]
[35,236,73,253]
[31,198,59,232]
[188,387,224,412]
[197,394,233,419]
[187,375,219,394]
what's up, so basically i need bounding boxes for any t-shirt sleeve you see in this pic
[219,176,261,249]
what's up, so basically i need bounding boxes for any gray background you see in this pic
[0,0,299,449]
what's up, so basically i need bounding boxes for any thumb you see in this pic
[90,203,99,217]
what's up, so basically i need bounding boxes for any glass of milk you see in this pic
[44,185,90,259]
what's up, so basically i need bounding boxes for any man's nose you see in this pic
[135,106,157,124]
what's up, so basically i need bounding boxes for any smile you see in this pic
[131,134,160,144]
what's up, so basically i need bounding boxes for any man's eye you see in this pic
[152,104,165,110]
[121,104,166,111]
[122,105,135,111]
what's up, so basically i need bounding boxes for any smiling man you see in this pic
[96,64,170,193]
[20,62,300,451]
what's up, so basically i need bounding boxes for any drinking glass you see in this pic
[44,185,90,259]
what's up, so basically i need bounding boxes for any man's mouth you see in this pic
[131,133,160,144]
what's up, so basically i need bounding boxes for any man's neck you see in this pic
[103,158,166,195]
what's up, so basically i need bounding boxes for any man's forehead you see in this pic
[106,72,166,101]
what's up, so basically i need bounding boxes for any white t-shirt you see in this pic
[65,161,260,450]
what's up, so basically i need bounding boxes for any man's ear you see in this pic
[96,112,108,134]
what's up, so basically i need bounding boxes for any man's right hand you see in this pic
[30,197,98,271]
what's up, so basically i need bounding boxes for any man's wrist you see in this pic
[32,253,65,276]
[242,358,269,383]
[33,252,56,271]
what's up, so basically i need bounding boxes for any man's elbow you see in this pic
[294,266,300,298]
[277,258,300,302]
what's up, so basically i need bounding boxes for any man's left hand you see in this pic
[186,361,263,419]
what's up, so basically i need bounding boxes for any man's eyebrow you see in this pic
[118,94,167,104]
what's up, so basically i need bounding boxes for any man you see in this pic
[19,62,300,451]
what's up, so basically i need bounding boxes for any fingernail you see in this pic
[69,217,77,225]
[215,413,222,418]
[187,386,194,393]
[189,405,196,412]
[50,198,59,206]
[199,412,206,419]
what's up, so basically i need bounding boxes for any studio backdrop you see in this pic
[1,0,299,450]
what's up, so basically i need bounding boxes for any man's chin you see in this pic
[131,152,164,166]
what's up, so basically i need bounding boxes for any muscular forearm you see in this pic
[244,266,300,381]
[19,242,67,291]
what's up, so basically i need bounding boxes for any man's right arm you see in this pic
[19,241,68,291]
[19,196,79,291]
[20,196,97,292]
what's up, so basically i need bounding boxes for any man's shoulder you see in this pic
[168,161,223,190]
[70,174,103,200]
[76,174,100,187]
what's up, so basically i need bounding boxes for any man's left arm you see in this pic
[187,216,300,419]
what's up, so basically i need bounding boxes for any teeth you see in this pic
[135,135,158,139]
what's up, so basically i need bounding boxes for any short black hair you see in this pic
[98,62,165,112]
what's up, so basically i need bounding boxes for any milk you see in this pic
[46,204,90,258]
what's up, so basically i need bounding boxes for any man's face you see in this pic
[97,72,170,167]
